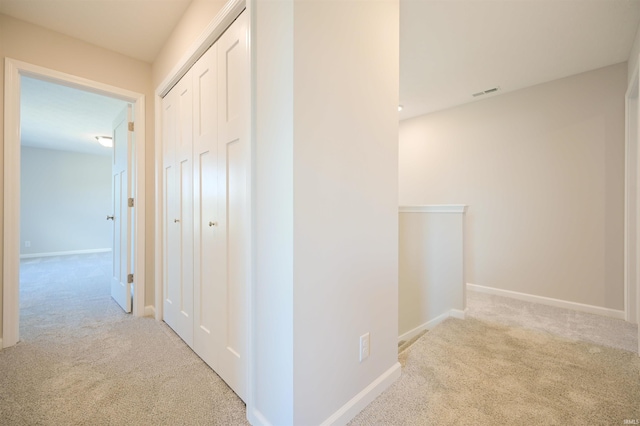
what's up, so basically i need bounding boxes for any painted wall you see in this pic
[398,210,465,340]
[399,63,626,311]
[0,13,156,337]
[20,147,111,255]
[151,0,226,88]
[252,0,295,423]
[253,1,400,424]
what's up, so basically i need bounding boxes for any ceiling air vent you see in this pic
[472,87,500,98]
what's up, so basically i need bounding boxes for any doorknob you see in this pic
[106,215,114,220]
[174,219,180,223]
[209,221,217,227]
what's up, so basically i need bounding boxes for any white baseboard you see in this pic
[449,308,466,320]
[467,283,625,320]
[398,308,466,343]
[320,362,401,426]
[144,305,156,317]
[20,248,112,259]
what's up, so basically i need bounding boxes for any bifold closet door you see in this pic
[162,10,248,401]
[163,72,195,347]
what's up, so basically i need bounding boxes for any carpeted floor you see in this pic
[4,253,639,425]
[0,253,248,425]
[351,317,640,425]
[467,289,639,353]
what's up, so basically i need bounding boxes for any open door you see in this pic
[110,105,133,313]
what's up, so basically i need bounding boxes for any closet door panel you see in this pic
[217,11,248,400]
[162,89,180,330]
[176,76,195,347]
[192,46,223,370]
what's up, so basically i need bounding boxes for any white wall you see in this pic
[400,63,626,311]
[20,147,111,255]
[399,208,465,340]
[252,1,400,424]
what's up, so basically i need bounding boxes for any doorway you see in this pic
[3,59,146,348]
[19,76,128,337]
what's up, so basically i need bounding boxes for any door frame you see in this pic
[3,58,146,348]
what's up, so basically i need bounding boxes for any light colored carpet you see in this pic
[0,253,248,425]
[351,317,640,425]
[7,254,639,425]
[467,290,639,353]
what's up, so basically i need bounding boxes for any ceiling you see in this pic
[400,0,640,119]
[4,0,640,153]
[20,76,128,156]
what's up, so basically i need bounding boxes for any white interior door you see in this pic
[111,105,133,312]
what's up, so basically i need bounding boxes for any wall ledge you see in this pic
[399,205,467,214]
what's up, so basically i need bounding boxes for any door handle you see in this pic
[209,221,217,227]
[174,219,180,223]
[106,215,114,220]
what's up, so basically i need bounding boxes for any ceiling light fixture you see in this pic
[398,105,404,112]
[95,136,113,148]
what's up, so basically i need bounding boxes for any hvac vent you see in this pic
[472,87,500,98]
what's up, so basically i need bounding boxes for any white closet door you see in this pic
[192,45,223,369]
[216,11,249,400]
[164,72,195,347]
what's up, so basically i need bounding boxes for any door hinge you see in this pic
[128,122,134,132]
[127,274,134,284]
[128,198,134,207]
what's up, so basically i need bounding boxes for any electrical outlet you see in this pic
[359,332,370,362]
[24,241,31,248]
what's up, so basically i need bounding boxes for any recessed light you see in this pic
[95,136,113,148]
[398,105,404,112]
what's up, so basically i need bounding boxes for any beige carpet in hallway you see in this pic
[351,317,640,425]
[0,254,248,425]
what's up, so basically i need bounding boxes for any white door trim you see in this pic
[152,0,252,410]
[3,58,146,348]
